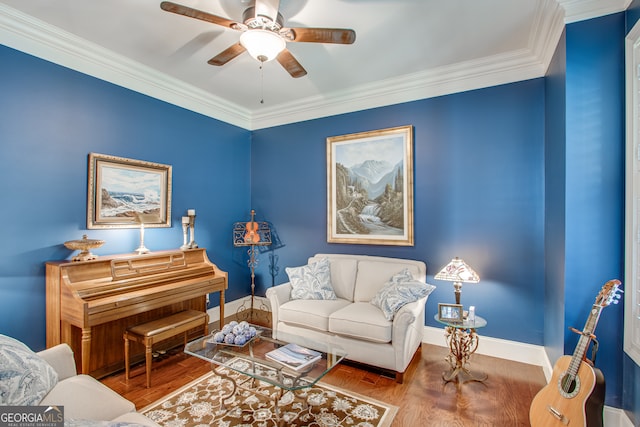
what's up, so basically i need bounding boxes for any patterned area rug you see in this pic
[141,364,397,427]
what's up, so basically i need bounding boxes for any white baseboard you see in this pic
[607,406,634,427]
[207,296,270,324]
[422,325,553,379]
[208,299,633,426]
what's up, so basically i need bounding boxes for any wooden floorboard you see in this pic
[101,312,546,426]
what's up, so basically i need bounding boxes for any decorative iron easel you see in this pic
[232,210,271,321]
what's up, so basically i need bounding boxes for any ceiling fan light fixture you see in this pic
[240,29,286,63]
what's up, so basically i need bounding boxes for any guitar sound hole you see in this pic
[558,373,580,398]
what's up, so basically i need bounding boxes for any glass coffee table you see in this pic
[184,324,346,420]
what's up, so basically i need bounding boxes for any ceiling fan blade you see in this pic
[208,42,246,66]
[284,27,356,44]
[255,0,280,22]
[276,49,307,78]
[160,1,241,30]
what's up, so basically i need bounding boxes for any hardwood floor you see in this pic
[101,313,546,426]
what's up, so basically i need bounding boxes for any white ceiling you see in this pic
[0,0,630,130]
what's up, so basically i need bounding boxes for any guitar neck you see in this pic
[567,305,602,377]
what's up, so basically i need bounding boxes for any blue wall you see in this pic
[251,80,546,344]
[544,28,567,366]
[565,13,625,408]
[0,45,253,350]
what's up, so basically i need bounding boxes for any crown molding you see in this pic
[251,49,548,129]
[558,0,631,23]
[251,0,565,130]
[0,4,252,130]
[0,1,583,131]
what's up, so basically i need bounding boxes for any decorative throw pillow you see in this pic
[286,257,337,300]
[0,334,58,405]
[371,269,436,321]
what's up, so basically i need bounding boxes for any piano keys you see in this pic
[46,248,227,378]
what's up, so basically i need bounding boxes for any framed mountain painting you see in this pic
[326,125,414,246]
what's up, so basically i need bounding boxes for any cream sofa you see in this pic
[266,254,432,383]
[0,334,158,426]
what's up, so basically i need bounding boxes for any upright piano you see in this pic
[46,248,227,378]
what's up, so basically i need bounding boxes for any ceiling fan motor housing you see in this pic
[242,7,284,31]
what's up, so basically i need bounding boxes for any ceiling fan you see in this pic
[160,0,356,78]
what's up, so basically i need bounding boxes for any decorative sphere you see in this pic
[213,332,225,343]
[224,333,236,344]
[234,335,247,345]
[221,324,233,335]
[248,326,257,337]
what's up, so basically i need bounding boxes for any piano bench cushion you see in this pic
[127,310,207,338]
[0,334,58,406]
[40,374,135,420]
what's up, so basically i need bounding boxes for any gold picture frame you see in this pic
[87,153,172,229]
[326,125,414,246]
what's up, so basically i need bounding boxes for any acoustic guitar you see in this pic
[244,209,260,244]
[529,279,622,427]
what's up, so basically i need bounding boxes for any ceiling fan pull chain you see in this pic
[260,63,265,104]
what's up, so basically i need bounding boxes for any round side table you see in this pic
[434,314,488,383]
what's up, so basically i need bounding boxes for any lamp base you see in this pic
[454,281,462,305]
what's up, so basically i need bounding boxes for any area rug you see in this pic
[141,364,397,427]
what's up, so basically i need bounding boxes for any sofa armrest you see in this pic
[391,294,429,370]
[265,282,292,338]
[37,343,77,381]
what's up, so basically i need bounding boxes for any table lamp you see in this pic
[434,257,479,305]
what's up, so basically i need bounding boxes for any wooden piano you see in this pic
[45,248,227,378]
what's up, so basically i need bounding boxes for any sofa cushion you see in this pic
[353,260,423,302]
[279,298,351,331]
[370,269,436,320]
[328,303,392,343]
[0,334,58,405]
[286,257,337,300]
[40,374,135,420]
[308,256,358,301]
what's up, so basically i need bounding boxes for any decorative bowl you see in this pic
[64,234,105,262]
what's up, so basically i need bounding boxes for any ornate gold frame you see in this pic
[87,153,172,229]
[326,125,414,246]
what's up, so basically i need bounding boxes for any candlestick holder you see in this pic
[180,216,190,250]
[188,215,198,248]
[135,223,150,255]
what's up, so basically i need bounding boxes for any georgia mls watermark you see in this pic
[0,406,63,427]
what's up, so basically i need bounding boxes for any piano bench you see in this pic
[123,310,208,388]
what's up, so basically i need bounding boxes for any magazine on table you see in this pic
[265,343,322,371]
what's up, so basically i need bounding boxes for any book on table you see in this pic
[265,343,322,371]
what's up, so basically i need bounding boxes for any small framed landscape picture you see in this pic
[438,303,464,322]
[87,153,172,229]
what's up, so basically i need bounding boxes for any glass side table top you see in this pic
[434,314,487,329]
[184,324,346,391]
